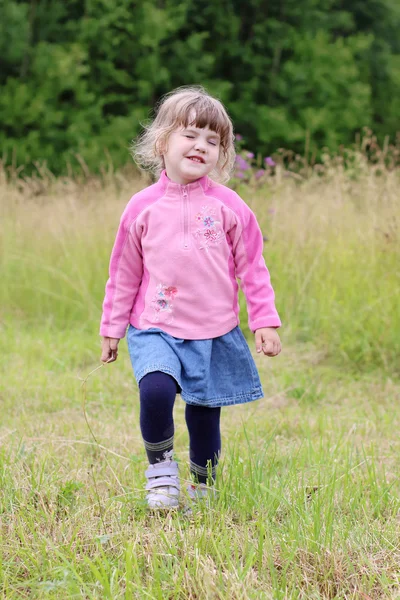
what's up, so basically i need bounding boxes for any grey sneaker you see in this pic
[145,460,180,510]
[187,483,214,501]
[183,483,216,515]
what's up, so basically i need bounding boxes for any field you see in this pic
[1,159,399,599]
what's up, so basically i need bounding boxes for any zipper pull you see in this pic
[182,185,188,198]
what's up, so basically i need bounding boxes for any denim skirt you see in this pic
[126,325,263,408]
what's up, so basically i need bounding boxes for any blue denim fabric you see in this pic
[126,325,263,408]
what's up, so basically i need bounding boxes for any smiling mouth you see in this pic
[187,156,205,164]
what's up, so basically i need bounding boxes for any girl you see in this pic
[100,86,281,510]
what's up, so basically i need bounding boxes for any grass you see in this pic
[0,160,400,598]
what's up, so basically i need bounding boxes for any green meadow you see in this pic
[1,160,399,598]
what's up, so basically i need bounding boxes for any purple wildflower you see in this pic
[236,171,245,179]
[255,169,265,180]
[235,134,243,141]
[246,152,254,159]
[264,157,276,167]
[235,156,250,171]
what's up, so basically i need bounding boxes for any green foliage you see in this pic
[0,0,400,174]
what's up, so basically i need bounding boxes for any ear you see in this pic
[155,134,168,156]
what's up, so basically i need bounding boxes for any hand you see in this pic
[101,337,120,363]
[255,328,281,357]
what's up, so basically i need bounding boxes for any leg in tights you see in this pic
[185,404,221,484]
[139,371,178,464]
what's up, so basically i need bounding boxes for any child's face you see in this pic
[162,125,220,185]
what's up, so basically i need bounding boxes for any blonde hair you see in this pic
[131,86,236,183]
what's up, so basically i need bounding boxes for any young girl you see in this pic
[100,86,281,510]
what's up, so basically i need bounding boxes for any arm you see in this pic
[100,209,143,340]
[229,205,281,330]
[228,204,282,356]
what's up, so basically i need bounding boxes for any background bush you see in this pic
[1,0,400,174]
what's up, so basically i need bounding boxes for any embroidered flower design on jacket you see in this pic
[151,284,178,323]
[194,206,223,252]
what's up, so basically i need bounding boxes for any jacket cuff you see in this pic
[249,317,282,332]
[99,325,128,339]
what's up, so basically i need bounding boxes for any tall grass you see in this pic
[1,157,400,597]
[1,157,398,374]
[254,165,400,373]
[1,327,400,598]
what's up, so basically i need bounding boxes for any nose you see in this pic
[194,138,207,153]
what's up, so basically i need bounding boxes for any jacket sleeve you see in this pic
[228,203,281,332]
[100,209,143,339]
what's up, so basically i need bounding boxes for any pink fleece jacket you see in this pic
[100,170,281,340]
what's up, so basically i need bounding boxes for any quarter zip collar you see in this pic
[159,169,211,194]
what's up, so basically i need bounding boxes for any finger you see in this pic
[270,342,281,357]
[255,331,263,353]
[101,346,112,362]
[262,341,274,355]
[101,339,110,362]
[109,339,119,351]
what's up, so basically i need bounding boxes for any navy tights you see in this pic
[139,371,221,484]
